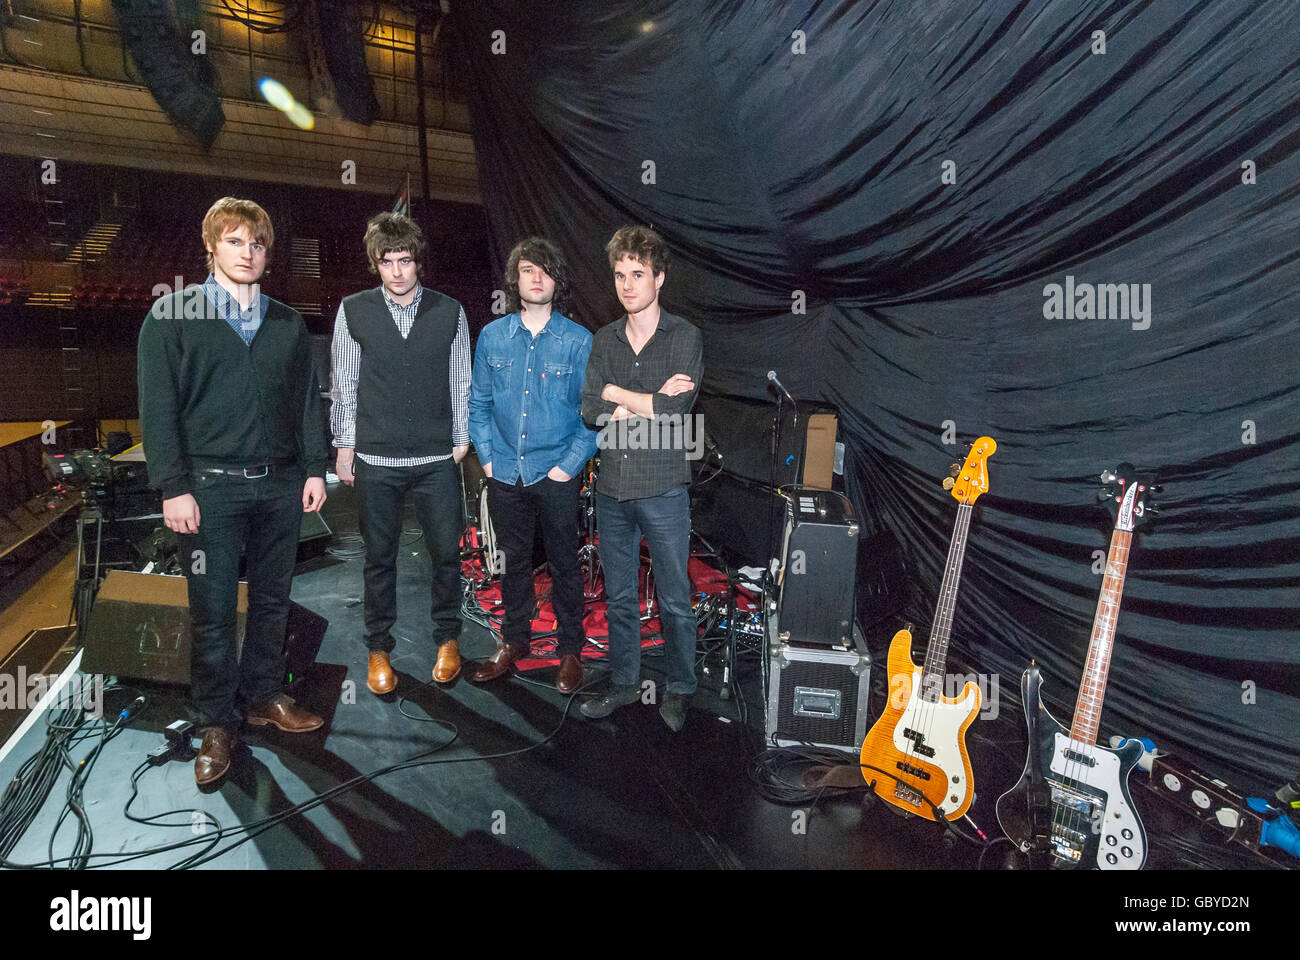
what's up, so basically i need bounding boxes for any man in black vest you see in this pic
[331,213,470,695]
[138,197,328,787]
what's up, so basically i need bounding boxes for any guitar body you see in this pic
[996,666,1148,869]
[859,626,980,821]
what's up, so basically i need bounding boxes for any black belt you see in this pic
[196,463,287,479]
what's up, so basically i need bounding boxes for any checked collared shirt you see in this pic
[579,308,704,500]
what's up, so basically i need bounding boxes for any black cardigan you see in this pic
[137,286,327,499]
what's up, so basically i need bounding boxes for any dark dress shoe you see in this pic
[195,727,235,785]
[580,686,641,719]
[367,651,396,695]
[660,692,690,732]
[245,694,324,733]
[471,642,527,683]
[433,639,462,683]
[555,654,583,693]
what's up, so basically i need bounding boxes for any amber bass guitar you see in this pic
[858,437,995,821]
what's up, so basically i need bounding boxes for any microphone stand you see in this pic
[764,379,800,646]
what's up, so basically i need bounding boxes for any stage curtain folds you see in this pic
[449,0,1300,792]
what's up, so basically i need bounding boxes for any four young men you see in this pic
[140,200,702,787]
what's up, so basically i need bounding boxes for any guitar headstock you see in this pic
[944,436,997,505]
[1098,463,1160,531]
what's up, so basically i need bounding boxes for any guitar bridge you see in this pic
[1048,783,1102,865]
[893,782,925,808]
[1050,833,1085,865]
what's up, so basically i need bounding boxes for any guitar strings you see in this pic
[909,502,975,818]
[1054,532,1128,864]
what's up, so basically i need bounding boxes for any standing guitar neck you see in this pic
[1070,528,1132,745]
[921,502,974,695]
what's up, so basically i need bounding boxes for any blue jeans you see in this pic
[596,485,697,696]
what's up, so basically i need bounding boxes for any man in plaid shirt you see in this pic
[330,213,471,695]
[580,226,704,731]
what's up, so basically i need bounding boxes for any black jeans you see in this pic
[489,475,585,658]
[355,457,463,653]
[179,468,304,730]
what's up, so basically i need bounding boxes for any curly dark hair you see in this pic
[504,236,572,314]
[363,212,426,278]
[605,224,669,277]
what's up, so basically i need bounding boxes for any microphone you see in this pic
[766,370,794,403]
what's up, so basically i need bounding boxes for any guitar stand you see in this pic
[579,466,603,600]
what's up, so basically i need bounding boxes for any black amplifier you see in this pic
[776,488,858,647]
[766,617,871,751]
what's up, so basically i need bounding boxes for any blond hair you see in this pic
[201,197,274,273]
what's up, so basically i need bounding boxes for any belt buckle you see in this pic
[242,465,269,479]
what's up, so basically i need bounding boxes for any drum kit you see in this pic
[461,450,762,702]
[465,454,663,619]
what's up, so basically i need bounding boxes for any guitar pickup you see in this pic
[1050,783,1100,819]
[896,761,931,781]
[902,728,936,758]
[1063,749,1097,767]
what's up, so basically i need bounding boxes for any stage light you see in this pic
[258,77,316,129]
[258,77,294,111]
[286,103,315,130]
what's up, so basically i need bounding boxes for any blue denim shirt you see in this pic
[468,311,599,485]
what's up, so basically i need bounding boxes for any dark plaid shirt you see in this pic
[580,309,704,500]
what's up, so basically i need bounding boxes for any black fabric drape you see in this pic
[449,0,1299,793]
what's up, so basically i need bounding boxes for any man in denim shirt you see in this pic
[469,238,598,692]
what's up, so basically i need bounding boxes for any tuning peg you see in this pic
[1097,488,1113,502]
[1148,483,1164,494]
[949,462,962,477]
[942,476,956,490]
[1099,470,1117,484]
[1145,501,1160,515]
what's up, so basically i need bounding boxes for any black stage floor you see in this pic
[0,479,1284,873]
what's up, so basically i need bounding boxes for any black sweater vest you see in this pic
[343,288,460,457]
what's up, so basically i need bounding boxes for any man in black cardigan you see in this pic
[138,197,328,786]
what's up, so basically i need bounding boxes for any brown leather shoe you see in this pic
[195,727,235,785]
[367,651,396,695]
[432,639,461,683]
[471,642,526,683]
[556,654,583,694]
[245,694,324,733]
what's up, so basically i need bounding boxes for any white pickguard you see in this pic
[892,671,979,813]
[1049,733,1145,870]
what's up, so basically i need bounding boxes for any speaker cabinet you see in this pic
[81,571,324,685]
[766,619,871,752]
[776,488,858,647]
[82,571,245,685]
